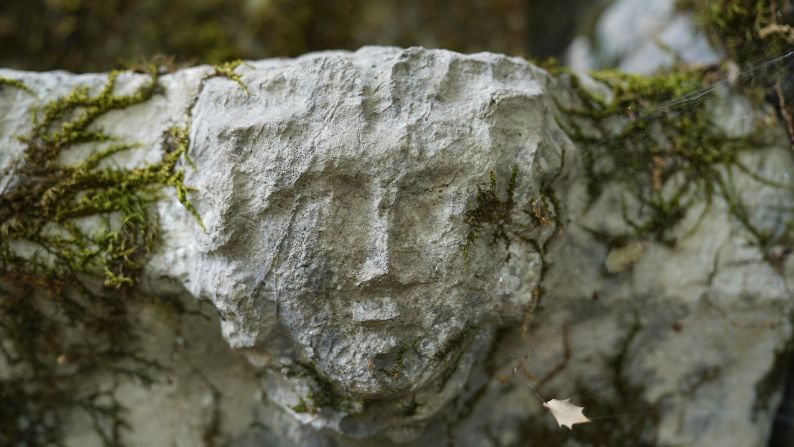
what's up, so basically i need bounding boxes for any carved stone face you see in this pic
[180,47,555,431]
[271,155,496,397]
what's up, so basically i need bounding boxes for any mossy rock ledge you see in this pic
[1,44,793,446]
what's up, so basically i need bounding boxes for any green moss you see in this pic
[2,69,201,288]
[559,65,789,252]
[689,0,794,68]
[161,126,206,233]
[463,165,517,266]
[692,0,794,144]
[0,76,35,95]
[0,69,201,445]
[462,154,564,312]
[210,60,249,95]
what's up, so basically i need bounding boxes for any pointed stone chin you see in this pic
[279,286,482,399]
[305,324,472,399]
[264,326,489,441]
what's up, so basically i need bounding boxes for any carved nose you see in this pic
[356,214,390,285]
[356,190,393,286]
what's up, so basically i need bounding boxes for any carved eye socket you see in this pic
[388,183,465,280]
[394,186,453,234]
[281,169,469,285]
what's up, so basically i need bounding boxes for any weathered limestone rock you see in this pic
[145,46,567,440]
[0,47,568,445]
[558,3,794,444]
[459,88,794,446]
[1,45,793,447]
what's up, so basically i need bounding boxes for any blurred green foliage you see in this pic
[0,0,537,72]
[691,0,794,66]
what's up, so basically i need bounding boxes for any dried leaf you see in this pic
[543,398,591,429]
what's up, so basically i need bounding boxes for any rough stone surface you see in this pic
[2,46,794,447]
[482,112,794,447]
[151,46,570,441]
[1,47,568,445]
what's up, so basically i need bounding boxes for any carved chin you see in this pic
[334,327,492,441]
[300,321,475,400]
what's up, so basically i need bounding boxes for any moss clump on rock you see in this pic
[547,0,793,253]
[463,166,518,263]
[0,69,200,445]
[687,0,794,143]
[208,60,249,95]
[0,76,35,95]
[1,70,199,288]
[690,0,794,67]
[558,62,790,256]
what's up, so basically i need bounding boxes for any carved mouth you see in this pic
[350,296,400,325]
